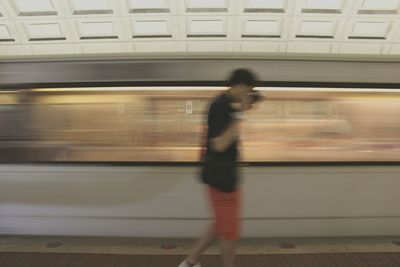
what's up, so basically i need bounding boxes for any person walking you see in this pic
[178,69,259,267]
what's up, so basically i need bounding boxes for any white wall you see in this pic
[1,165,399,237]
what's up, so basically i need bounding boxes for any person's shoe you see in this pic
[178,260,201,267]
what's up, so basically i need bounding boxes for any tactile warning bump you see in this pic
[116,254,150,267]
[148,255,182,267]
[68,253,123,267]
[46,242,63,248]
[278,242,296,249]
[299,254,323,267]
[285,254,309,267]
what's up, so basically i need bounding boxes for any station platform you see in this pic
[2,236,400,266]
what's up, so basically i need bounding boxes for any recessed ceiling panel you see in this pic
[244,0,286,13]
[69,0,113,15]
[26,22,65,41]
[188,20,226,37]
[13,0,57,16]
[0,24,14,41]
[296,20,336,38]
[242,20,281,38]
[78,21,118,39]
[358,0,399,14]
[349,22,390,39]
[132,20,171,38]
[186,0,228,12]
[127,0,169,13]
[1,0,400,56]
[302,0,344,14]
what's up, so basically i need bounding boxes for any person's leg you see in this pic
[221,239,237,267]
[217,188,241,267]
[185,223,218,264]
[180,186,219,266]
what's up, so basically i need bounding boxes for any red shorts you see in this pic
[207,186,241,241]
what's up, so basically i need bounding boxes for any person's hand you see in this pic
[241,94,253,112]
[249,90,265,103]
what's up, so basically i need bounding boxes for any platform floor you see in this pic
[3,251,400,267]
[2,236,400,266]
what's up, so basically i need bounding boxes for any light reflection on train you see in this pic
[1,87,400,162]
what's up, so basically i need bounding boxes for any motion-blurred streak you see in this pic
[0,88,400,163]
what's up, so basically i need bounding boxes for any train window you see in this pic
[1,87,400,163]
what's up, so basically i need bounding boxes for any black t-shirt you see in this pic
[205,93,238,162]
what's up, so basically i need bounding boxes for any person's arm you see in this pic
[210,119,240,152]
[208,98,249,153]
[208,93,254,152]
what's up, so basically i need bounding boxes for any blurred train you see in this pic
[1,87,400,162]
[1,56,400,237]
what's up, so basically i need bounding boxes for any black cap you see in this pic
[228,68,257,87]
